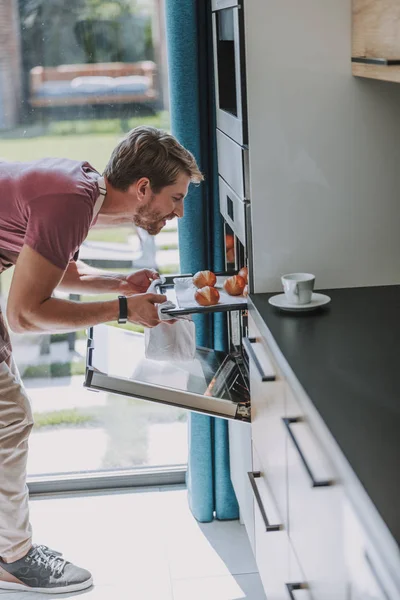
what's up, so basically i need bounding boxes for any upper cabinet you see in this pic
[352,0,400,82]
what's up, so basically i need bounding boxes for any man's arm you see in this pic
[7,245,166,334]
[57,260,128,295]
[57,260,159,296]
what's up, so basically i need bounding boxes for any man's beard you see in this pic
[133,195,167,235]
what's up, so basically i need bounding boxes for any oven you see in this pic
[212,0,247,145]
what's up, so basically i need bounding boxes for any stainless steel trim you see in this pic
[245,202,254,293]
[212,0,239,12]
[216,129,248,199]
[219,176,247,246]
[217,110,243,146]
[212,6,245,145]
[86,368,241,421]
[243,144,250,198]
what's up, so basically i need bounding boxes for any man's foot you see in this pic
[0,544,93,594]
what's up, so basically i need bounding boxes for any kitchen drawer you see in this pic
[285,385,347,600]
[229,420,255,554]
[246,314,288,530]
[219,176,248,247]
[216,128,249,200]
[252,446,311,600]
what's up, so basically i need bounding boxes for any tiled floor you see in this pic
[0,486,266,599]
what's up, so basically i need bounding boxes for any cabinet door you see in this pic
[247,314,288,529]
[253,447,310,600]
[229,420,255,553]
[285,386,347,600]
[344,499,400,600]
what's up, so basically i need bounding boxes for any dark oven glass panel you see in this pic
[216,9,238,117]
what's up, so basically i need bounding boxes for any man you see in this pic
[0,126,203,594]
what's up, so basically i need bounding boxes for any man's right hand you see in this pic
[127,292,167,328]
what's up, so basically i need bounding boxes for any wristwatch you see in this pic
[118,295,128,324]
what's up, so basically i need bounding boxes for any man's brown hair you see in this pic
[104,126,204,192]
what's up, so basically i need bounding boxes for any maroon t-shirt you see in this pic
[0,157,101,361]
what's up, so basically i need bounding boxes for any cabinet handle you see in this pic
[247,471,282,532]
[283,417,334,488]
[352,57,400,66]
[243,337,276,382]
[285,583,309,599]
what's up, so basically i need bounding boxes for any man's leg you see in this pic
[0,356,93,593]
[0,356,33,562]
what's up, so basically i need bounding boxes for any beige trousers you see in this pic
[0,357,33,562]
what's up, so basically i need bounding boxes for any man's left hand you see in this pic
[120,269,160,295]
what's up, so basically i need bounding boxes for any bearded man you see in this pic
[0,126,203,594]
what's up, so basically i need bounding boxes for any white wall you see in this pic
[245,0,400,292]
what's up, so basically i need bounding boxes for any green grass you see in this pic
[0,112,170,173]
[33,409,95,429]
[22,360,86,379]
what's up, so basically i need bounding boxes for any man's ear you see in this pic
[134,177,151,202]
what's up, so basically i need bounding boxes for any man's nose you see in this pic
[174,200,184,218]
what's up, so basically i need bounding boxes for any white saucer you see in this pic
[268,292,331,312]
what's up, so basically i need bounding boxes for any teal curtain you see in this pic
[165,0,239,522]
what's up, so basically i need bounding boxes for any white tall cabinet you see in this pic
[244,0,400,292]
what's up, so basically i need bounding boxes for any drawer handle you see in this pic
[247,471,282,532]
[283,417,334,488]
[285,583,309,599]
[243,337,276,382]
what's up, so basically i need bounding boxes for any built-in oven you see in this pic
[212,0,247,145]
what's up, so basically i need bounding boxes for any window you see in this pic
[0,0,187,483]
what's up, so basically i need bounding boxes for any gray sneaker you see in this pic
[0,544,93,594]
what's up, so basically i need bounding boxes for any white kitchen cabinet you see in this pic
[285,385,347,600]
[228,420,255,553]
[253,446,310,600]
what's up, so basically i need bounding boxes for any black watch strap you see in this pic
[118,295,128,324]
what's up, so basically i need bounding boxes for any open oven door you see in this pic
[85,324,252,422]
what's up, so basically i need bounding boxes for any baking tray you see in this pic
[156,271,248,316]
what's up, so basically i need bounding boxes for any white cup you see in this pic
[281,273,315,305]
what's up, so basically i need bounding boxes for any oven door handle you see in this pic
[243,337,276,382]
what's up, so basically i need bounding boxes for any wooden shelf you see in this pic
[352,62,400,83]
[352,0,400,82]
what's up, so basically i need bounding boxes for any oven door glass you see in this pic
[85,325,250,422]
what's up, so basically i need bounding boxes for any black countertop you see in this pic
[250,286,400,547]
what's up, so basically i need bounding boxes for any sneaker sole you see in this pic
[0,576,93,594]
